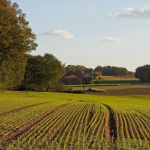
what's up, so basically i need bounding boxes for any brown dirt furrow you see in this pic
[126,114,140,139]
[134,109,150,120]
[121,113,129,139]
[130,114,145,139]
[102,104,117,140]
[0,102,50,117]
[123,113,134,139]
[2,103,69,142]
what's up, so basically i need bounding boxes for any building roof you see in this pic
[65,75,77,78]
[84,73,94,77]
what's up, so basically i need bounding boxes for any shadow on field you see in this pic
[101,103,117,141]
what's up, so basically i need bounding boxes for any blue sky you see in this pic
[11,0,150,71]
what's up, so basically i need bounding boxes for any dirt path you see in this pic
[2,103,69,142]
[0,102,50,117]
[102,104,117,140]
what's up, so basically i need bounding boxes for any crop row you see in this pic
[2,103,107,149]
[1,102,150,150]
[0,102,65,139]
[114,109,150,141]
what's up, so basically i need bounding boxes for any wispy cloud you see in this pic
[51,29,78,40]
[37,32,51,36]
[37,29,78,40]
[101,37,125,42]
[90,6,96,11]
[147,21,150,24]
[108,5,150,18]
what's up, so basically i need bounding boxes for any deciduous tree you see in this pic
[0,0,37,89]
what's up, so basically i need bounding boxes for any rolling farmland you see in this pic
[0,91,150,149]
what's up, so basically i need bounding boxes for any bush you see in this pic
[95,80,99,84]
[72,90,84,94]
[90,81,95,84]
[55,83,72,92]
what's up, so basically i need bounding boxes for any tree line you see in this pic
[65,65,134,78]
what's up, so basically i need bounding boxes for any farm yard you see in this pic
[0,91,150,149]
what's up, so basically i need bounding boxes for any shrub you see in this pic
[72,90,84,94]
[56,83,72,92]
[95,80,99,84]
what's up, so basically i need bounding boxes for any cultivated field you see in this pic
[0,91,150,149]
[97,76,139,81]
[70,76,150,96]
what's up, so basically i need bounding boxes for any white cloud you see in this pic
[101,37,125,42]
[147,21,150,24]
[90,6,96,11]
[51,29,78,40]
[37,29,78,40]
[108,5,150,18]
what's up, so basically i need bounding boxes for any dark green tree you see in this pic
[22,54,65,91]
[94,65,128,76]
[0,0,37,89]
[135,65,150,82]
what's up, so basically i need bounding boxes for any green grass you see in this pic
[0,90,150,112]
[92,75,139,85]
[98,76,139,81]
[93,80,139,85]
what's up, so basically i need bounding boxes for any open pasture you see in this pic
[0,91,150,149]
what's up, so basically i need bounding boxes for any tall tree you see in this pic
[22,54,65,91]
[135,65,150,82]
[0,0,37,89]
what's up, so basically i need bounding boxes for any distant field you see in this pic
[92,76,139,85]
[0,91,150,149]
[94,80,139,84]
[97,76,139,81]
[70,76,147,95]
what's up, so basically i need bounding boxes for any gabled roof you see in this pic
[65,75,77,78]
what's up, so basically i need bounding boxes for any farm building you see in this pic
[59,75,92,85]
[84,73,99,80]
